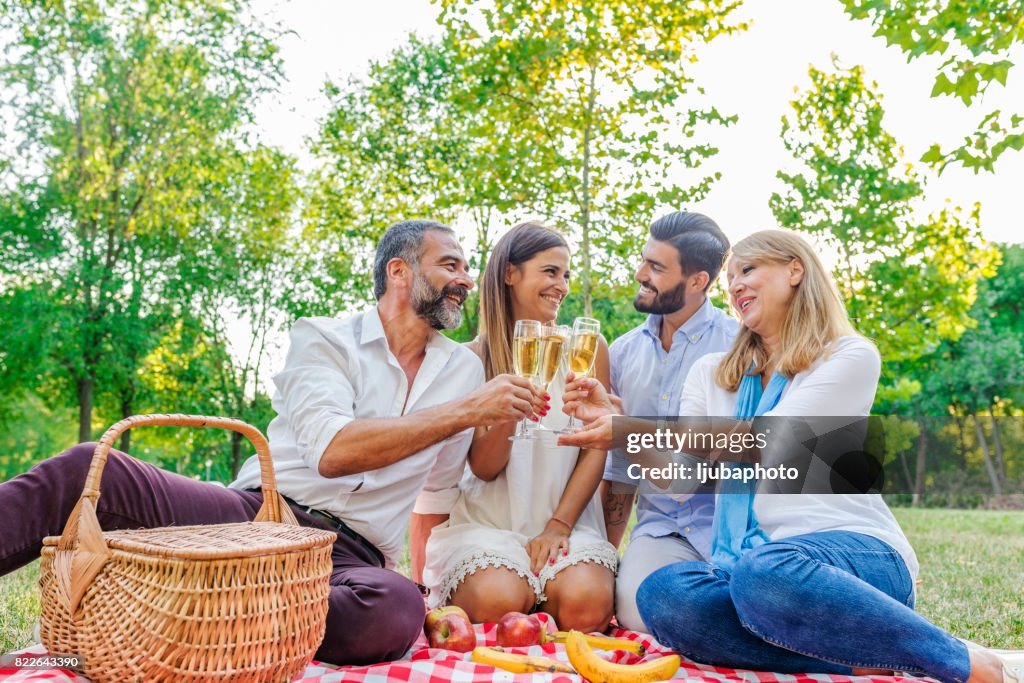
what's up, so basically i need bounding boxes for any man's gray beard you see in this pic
[633,281,687,315]
[412,274,463,330]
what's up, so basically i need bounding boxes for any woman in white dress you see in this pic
[423,221,618,632]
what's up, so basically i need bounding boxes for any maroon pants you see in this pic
[0,443,425,665]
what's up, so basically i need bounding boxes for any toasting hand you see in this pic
[467,374,549,426]
[556,413,615,451]
[561,372,621,424]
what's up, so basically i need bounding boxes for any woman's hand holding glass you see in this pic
[511,322,566,440]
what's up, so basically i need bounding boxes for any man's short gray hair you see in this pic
[373,219,454,300]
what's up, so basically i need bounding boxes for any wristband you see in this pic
[549,515,573,532]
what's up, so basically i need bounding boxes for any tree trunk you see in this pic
[120,396,133,452]
[913,419,927,507]
[77,376,93,443]
[989,413,1007,485]
[897,448,913,494]
[955,414,969,466]
[580,66,597,317]
[973,413,1002,496]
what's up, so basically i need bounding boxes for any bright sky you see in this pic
[9,1,1013,393]
[239,0,1022,394]
[251,0,1023,247]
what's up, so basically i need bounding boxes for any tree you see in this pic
[438,0,746,314]
[915,244,1024,496]
[132,316,276,480]
[840,0,1024,172]
[771,58,998,376]
[200,147,300,475]
[0,0,285,442]
[0,391,78,481]
[308,33,536,339]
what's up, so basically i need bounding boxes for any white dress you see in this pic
[423,369,619,608]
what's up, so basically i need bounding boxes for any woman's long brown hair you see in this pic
[478,222,569,380]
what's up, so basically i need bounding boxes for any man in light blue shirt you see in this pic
[602,210,738,630]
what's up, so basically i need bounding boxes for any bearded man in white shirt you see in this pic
[0,219,546,666]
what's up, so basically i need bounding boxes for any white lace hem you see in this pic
[537,543,619,598]
[430,543,619,608]
[430,550,543,609]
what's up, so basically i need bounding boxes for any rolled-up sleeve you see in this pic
[604,449,637,486]
[273,319,357,472]
[413,427,473,514]
[413,358,484,514]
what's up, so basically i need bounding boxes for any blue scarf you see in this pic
[709,370,789,571]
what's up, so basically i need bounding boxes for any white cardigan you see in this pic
[679,335,919,579]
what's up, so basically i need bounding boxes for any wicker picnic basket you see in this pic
[37,414,338,683]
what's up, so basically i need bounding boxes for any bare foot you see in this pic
[967,649,1005,683]
[851,668,895,676]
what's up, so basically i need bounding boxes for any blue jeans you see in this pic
[637,531,971,682]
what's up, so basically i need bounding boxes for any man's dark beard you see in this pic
[633,280,687,315]
[413,276,467,330]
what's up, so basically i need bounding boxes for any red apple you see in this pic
[495,611,544,648]
[424,605,477,652]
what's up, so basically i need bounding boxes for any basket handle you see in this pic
[53,413,299,614]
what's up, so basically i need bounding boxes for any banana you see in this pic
[547,631,647,656]
[564,630,680,683]
[470,646,575,674]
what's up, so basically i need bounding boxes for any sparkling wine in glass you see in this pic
[521,324,569,438]
[510,320,542,440]
[563,317,601,433]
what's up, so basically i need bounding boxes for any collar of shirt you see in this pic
[641,296,719,347]
[359,305,458,355]
[360,306,462,409]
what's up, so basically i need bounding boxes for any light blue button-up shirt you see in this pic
[604,297,739,558]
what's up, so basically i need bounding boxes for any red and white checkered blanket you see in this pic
[1,614,933,682]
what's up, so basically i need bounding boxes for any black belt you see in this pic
[261,491,385,567]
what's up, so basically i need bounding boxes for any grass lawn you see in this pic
[892,507,1024,648]
[2,508,1022,654]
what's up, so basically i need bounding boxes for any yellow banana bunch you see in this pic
[547,631,647,656]
[470,646,575,674]
[564,630,680,683]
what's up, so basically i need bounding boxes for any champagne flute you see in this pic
[510,320,542,440]
[562,317,601,433]
[521,324,570,438]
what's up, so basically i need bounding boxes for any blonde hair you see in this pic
[716,229,859,391]
[478,222,569,379]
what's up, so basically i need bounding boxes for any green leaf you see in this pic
[921,144,945,165]
[930,71,956,97]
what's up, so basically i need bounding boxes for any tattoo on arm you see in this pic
[603,491,630,527]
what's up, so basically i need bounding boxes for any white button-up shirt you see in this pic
[231,308,484,568]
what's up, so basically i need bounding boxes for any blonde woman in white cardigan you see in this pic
[561,230,1020,683]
